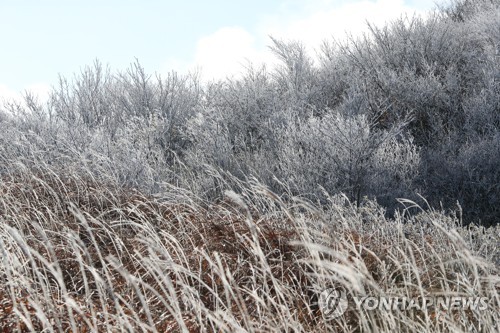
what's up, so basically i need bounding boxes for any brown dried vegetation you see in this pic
[0,170,498,332]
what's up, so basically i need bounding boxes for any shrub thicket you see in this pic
[3,0,497,225]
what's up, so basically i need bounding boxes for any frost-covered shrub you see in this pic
[274,107,412,206]
[368,136,421,212]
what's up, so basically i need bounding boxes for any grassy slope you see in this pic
[0,167,498,332]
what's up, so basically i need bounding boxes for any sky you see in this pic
[0,0,445,102]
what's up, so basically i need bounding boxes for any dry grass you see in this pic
[0,166,498,332]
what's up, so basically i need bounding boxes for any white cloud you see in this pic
[190,27,275,81]
[0,84,21,103]
[0,83,51,105]
[261,0,432,54]
[24,83,51,103]
[165,0,435,81]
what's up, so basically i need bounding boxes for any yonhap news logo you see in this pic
[352,295,489,312]
[317,288,491,320]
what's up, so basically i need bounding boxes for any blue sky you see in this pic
[0,0,443,101]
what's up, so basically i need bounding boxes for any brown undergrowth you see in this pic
[0,169,498,332]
